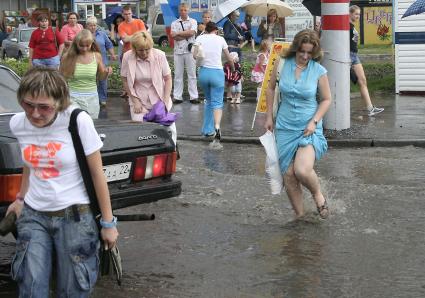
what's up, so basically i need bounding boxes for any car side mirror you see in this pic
[10,38,17,43]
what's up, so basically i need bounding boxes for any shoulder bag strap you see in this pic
[68,108,101,216]
[179,21,189,42]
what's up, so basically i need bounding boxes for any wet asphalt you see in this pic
[2,91,425,297]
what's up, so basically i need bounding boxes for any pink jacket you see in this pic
[121,48,172,111]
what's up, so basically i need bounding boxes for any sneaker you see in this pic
[173,98,183,104]
[230,98,236,104]
[190,99,200,104]
[100,102,107,107]
[214,128,221,141]
[368,106,384,116]
[235,97,241,104]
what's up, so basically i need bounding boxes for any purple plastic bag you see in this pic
[143,100,179,126]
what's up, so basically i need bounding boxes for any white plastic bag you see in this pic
[259,130,283,195]
[191,42,204,67]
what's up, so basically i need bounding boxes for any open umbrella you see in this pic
[212,0,249,23]
[402,0,425,18]
[302,0,321,16]
[241,0,293,18]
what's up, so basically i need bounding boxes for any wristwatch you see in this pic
[100,216,118,228]
[313,119,318,125]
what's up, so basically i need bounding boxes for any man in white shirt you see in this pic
[171,3,199,104]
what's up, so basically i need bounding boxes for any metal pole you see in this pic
[321,0,350,130]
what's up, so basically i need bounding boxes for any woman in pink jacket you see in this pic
[60,12,84,48]
[120,31,176,143]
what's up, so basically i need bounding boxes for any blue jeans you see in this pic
[32,55,60,69]
[11,204,100,297]
[198,67,225,135]
[97,79,108,103]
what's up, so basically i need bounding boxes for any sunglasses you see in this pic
[21,99,56,114]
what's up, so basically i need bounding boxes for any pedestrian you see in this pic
[18,18,28,29]
[224,52,243,104]
[120,31,177,145]
[60,29,112,119]
[6,67,118,297]
[60,12,84,49]
[118,5,146,56]
[86,16,117,107]
[257,9,284,42]
[171,3,199,104]
[197,10,211,36]
[264,29,332,219]
[251,40,270,85]
[193,21,235,140]
[110,14,124,58]
[50,13,58,28]
[28,14,64,69]
[350,5,384,116]
[240,14,256,52]
[223,10,244,61]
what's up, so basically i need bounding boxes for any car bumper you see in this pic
[0,179,182,219]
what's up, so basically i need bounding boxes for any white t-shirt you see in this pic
[9,107,103,211]
[171,17,197,55]
[195,34,228,69]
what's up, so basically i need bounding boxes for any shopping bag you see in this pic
[259,130,283,195]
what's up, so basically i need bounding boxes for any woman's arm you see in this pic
[86,150,118,248]
[6,165,30,218]
[163,74,172,109]
[96,52,112,80]
[303,75,332,136]
[223,48,235,71]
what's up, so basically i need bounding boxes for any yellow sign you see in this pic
[363,6,392,45]
[255,42,290,113]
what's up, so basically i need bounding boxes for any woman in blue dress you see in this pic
[264,29,332,219]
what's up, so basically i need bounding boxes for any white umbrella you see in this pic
[241,0,293,18]
[212,0,249,23]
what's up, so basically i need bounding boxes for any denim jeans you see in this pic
[32,55,60,69]
[198,67,225,135]
[97,79,108,103]
[11,204,100,298]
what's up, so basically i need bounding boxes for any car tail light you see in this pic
[132,151,177,182]
[0,174,22,203]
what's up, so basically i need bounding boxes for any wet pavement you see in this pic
[2,91,425,297]
[99,92,425,145]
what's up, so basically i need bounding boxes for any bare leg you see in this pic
[240,40,248,49]
[251,39,256,52]
[283,163,304,218]
[353,63,373,110]
[293,145,326,210]
[213,108,222,129]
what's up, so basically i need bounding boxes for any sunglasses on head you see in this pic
[21,99,56,114]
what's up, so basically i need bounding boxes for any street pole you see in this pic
[321,0,350,130]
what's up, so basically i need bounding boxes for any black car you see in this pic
[0,65,181,220]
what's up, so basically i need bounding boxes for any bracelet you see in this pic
[100,216,118,228]
[16,195,25,204]
[313,119,318,125]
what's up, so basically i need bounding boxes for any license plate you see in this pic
[103,162,132,182]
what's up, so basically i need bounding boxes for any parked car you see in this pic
[0,64,182,220]
[0,28,36,60]
[147,9,169,47]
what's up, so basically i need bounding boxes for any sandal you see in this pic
[317,199,329,219]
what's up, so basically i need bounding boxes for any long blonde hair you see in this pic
[60,29,100,79]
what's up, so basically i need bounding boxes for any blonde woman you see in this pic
[120,31,176,144]
[257,9,284,42]
[60,29,112,119]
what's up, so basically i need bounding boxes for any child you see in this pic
[224,52,243,104]
[251,40,270,85]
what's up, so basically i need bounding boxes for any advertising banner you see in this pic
[363,6,392,45]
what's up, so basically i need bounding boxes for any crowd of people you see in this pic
[4,4,386,295]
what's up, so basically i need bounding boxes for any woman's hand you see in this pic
[264,115,274,132]
[105,66,113,76]
[304,119,316,136]
[132,98,143,114]
[6,200,24,218]
[100,227,119,249]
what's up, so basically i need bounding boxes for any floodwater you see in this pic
[2,141,425,297]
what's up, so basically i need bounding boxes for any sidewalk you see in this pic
[102,93,425,147]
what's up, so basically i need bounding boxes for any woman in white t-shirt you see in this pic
[6,67,118,297]
[193,21,235,142]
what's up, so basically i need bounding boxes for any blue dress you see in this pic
[275,57,328,174]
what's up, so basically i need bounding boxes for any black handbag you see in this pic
[68,108,122,286]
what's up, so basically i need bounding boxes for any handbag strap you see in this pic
[179,21,189,42]
[68,108,101,217]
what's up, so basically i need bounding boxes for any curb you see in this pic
[178,135,425,148]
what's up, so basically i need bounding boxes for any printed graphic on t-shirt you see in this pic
[352,27,359,44]
[23,142,63,179]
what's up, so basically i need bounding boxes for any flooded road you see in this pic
[2,142,425,297]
